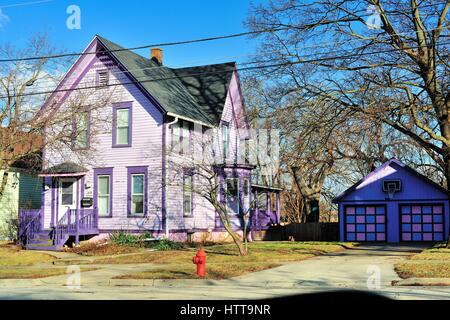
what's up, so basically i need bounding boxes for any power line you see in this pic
[0,0,54,9]
[2,41,448,100]
[14,25,450,91]
[0,1,447,63]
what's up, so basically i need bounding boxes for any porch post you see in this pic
[255,189,259,237]
[276,192,281,224]
[75,179,80,245]
[75,209,80,245]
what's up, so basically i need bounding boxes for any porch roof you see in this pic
[39,162,88,177]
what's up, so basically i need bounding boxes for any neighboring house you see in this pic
[333,159,449,243]
[0,130,43,240]
[0,169,42,239]
[19,35,280,250]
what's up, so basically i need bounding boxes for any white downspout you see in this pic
[165,116,179,239]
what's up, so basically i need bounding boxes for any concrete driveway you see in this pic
[0,244,448,300]
[222,244,429,289]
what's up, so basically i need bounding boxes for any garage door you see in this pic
[344,206,387,242]
[400,205,444,241]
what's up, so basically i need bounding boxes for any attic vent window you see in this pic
[97,70,109,87]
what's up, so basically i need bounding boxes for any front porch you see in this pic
[18,208,99,250]
[18,162,99,250]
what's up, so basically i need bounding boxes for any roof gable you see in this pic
[333,159,448,202]
[96,35,235,126]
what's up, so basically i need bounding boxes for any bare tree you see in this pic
[166,122,256,256]
[247,0,450,244]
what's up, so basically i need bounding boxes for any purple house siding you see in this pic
[41,38,165,235]
[33,35,274,246]
[334,159,449,243]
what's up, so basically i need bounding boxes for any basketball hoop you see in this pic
[386,184,397,199]
[382,179,402,200]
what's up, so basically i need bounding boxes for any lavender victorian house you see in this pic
[19,35,281,250]
[334,159,449,243]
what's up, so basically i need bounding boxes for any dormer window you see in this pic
[97,70,109,88]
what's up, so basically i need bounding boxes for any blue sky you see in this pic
[0,0,260,67]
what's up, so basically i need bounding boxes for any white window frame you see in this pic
[97,175,111,217]
[183,174,193,217]
[116,108,130,145]
[131,173,145,215]
[226,178,239,214]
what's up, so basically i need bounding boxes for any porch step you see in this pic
[25,244,61,251]
[28,239,54,246]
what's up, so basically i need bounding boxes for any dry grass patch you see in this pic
[101,242,346,280]
[65,242,141,256]
[0,267,98,279]
[115,262,282,280]
[89,242,344,265]
[395,246,450,279]
[0,245,55,266]
[410,248,450,261]
[395,261,450,279]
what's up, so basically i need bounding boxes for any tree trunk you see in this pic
[445,151,450,248]
[440,124,450,247]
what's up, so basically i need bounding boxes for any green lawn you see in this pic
[395,245,450,279]
[107,241,348,280]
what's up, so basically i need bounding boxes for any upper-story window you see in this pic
[97,70,109,88]
[72,111,89,150]
[183,173,193,217]
[226,178,239,214]
[222,123,229,161]
[172,120,191,155]
[113,103,132,147]
[243,178,250,212]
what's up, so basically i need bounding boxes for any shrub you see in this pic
[109,230,154,247]
[148,238,185,251]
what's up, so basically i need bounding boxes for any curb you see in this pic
[108,279,221,287]
[392,278,450,286]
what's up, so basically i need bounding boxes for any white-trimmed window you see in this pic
[181,121,190,155]
[97,175,110,217]
[183,174,193,216]
[61,180,75,206]
[226,178,239,214]
[73,111,89,149]
[172,120,191,155]
[131,174,145,215]
[222,124,229,160]
[116,108,130,145]
[243,178,250,212]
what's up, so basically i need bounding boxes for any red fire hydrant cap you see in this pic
[197,248,206,257]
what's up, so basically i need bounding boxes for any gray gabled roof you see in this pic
[96,35,235,126]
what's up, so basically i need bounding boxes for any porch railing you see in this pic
[55,208,98,246]
[18,209,41,245]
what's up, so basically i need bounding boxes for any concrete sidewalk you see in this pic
[0,244,448,300]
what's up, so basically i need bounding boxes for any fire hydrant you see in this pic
[193,248,206,278]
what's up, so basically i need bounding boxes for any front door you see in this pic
[58,178,77,218]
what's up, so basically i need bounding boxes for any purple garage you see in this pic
[333,159,449,243]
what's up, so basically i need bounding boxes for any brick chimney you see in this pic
[151,48,163,65]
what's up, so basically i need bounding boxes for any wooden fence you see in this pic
[258,223,339,241]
